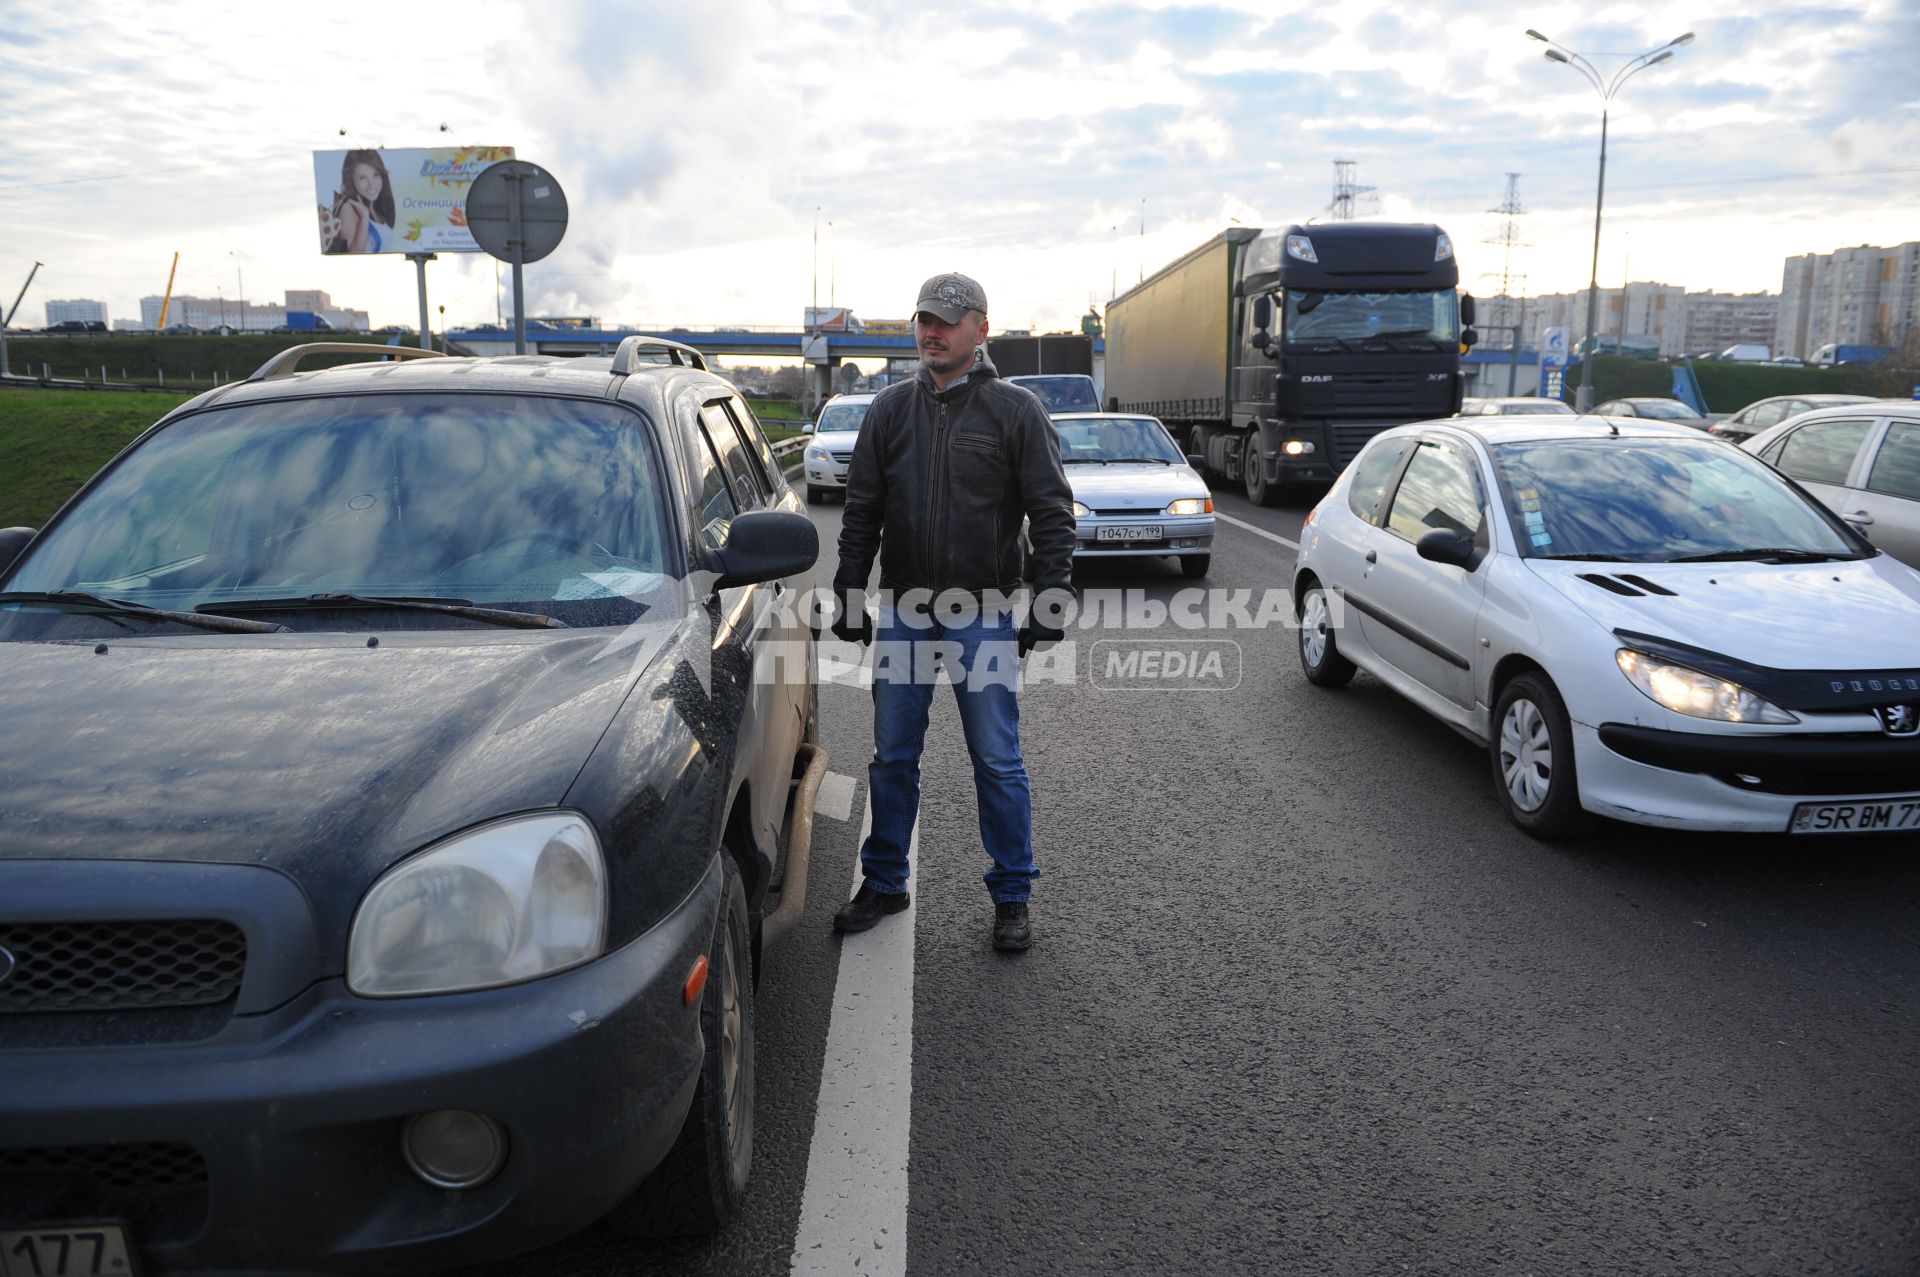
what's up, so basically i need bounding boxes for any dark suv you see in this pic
[0,339,825,1272]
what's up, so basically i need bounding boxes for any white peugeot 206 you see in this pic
[1293,416,1920,838]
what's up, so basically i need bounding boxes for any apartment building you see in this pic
[1776,241,1920,360]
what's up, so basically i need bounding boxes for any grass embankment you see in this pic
[0,385,808,528]
[4,332,393,390]
[0,387,191,527]
[1565,355,1889,411]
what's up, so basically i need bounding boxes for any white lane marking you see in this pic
[790,786,916,1277]
[1215,511,1300,550]
[812,769,856,822]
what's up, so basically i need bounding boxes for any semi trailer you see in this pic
[1105,223,1476,505]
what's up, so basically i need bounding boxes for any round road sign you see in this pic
[465,160,569,263]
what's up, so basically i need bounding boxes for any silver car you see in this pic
[1050,412,1215,578]
[802,392,876,503]
[1709,393,1876,445]
[1742,401,1920,569]
[1459,396,1576,417]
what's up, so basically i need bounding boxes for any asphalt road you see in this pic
[448,484,1920,1276]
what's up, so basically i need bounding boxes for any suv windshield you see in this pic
[1492,438,1864,563]
[1010,376,1101,413]
[3,393,680,634]
[1286,290,1458,347]
[1051,416,1183,464]
[815,401,871,434]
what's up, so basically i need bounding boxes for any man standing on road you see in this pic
[830,272,1076,952]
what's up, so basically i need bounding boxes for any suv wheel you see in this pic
[607,856,755,1236]
[1490,673,1593,839]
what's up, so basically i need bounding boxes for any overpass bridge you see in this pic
[447,324,1104,398]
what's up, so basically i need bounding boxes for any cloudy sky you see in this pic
[3,0,1917,334]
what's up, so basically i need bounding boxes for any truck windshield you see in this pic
[1285,290,1458,348]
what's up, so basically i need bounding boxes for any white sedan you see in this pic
[1050,412,1215,578]
[1293,416,1920,838]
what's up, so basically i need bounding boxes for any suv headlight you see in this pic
[348,813,607,997]
[1166,497,1212,515]
[806,445,830,462]
[1616,649,1797,724]
[1071,500,1091,518]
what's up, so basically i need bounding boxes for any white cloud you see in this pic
[0,0,1913,333]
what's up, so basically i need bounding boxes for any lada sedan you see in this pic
[1050,412,1215,578]
[0,339,824,1272]
[1293,416,1920,838]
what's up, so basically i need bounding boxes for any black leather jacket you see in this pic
[835,355,1076,594]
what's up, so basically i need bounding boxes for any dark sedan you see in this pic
[0,340,824,1272]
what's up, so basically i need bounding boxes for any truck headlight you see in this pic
[1071,500,1091,518]
[1166,497,1212,515]
[1282,440,1316,456]
[348,813,607,997]
[1435,232,1455,262]
[1615,650,1797,724]
[1285,234,1317,263]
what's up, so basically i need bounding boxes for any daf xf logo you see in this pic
[1878,704,1920,737]
[1300,375,1333,383]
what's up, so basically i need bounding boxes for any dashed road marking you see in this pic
[812,769,856,822]
[1215,511,1300,550]
[790,785,917,1277]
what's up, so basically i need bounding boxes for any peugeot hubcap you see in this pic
[1500,698,1553,812]
[1301,592,1330,666]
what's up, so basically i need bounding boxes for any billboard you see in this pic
[313,146,513,255]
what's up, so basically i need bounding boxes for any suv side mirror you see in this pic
[1416,527,1475,570]
[713,510,819,590]
[1460,294,1477,326]
[800,419,815,434]
[0,527,36,573]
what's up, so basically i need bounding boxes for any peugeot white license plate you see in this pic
[1095,524,1162,542]
[1,1223,138,1277]
[1789,797,1920,835]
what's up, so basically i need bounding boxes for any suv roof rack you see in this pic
[250,343,447,382]
[609,336,709,375]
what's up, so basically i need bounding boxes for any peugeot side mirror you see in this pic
[0,527,36,573]
[1415,527,1475,569]
[1460,293,1477,326]
[713,510,819,590]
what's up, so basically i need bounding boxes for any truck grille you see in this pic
[0,919,246,1013]
[1297,371,1449,419]
[0,1143,210,1243]
[1329,425,1388,469]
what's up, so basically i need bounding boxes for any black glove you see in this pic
[830,588,873,646]
[1018,619,1064,657]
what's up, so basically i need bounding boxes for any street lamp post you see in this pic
[229,251,244,332]
[1528,27,1693,410]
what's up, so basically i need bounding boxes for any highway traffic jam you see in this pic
[2,222,1917,1277]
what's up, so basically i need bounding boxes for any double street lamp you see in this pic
[1528,27,1693,409]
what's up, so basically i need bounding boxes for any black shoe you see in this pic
[834,884,910,933]
[992,901,1032,952]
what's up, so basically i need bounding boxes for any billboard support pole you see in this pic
[407,254,436,350]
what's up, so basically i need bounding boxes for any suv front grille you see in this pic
[0,919,246,1013]
[0,1143,210,1243]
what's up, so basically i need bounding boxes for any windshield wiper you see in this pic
[1531,553,1636,562]
[0,590,290,634]
[203,592,568,629]
[1105,457,1176,465]
[1665,548,1857,564]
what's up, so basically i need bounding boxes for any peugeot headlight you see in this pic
[1071,500,1091,518]
[348,813,607,997]
[1166,497,1212,515]
[1615,650,1797,724]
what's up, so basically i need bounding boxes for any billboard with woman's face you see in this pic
[314,146,514,255]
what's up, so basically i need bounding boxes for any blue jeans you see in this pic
[859,600,1037,903]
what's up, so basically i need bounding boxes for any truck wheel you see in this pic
[607,856,756,1237]
[1243,436,1281,507]
[1188,428,1210,471]
[1297,582,1355,688]
[1490,673,1594,840]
